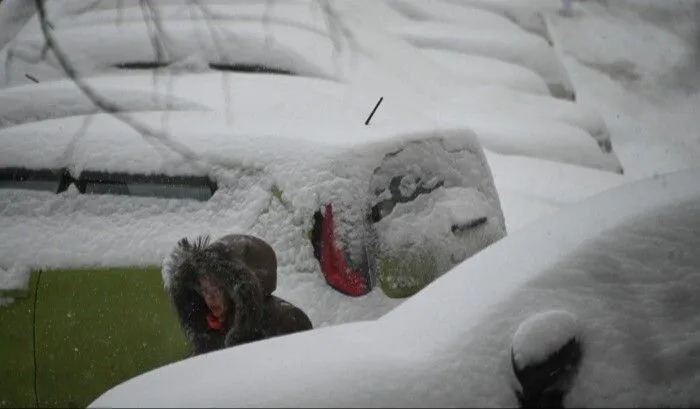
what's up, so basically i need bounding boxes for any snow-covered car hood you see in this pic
[90,167,700,407]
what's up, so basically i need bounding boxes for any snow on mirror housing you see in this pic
[311,139,506,298]
[0,168,217,201]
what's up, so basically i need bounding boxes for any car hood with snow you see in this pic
[90,167,700,408]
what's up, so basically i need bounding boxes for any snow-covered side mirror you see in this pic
[511,310,583,408]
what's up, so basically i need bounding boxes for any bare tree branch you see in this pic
[34,0,219,174]
[28,0,353,180]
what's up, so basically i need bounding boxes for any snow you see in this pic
[389,21,575,99]
[384,0,527,35]
[0,179,409,326]
[0,265,31,293]
[0,73,487,174]
[484,150,628,232]
[544,0,700,180]
[445,88,614,151]
[444,110,622,173]
[420,49,551,96]
[441,0,566,41]
[5,20,339,82]
[485,151,628,206]
[3,0,700,406]
[0,0,622,174]
[89,167,700,408]
[0,0,35,50]
[375,186,505,274]
[0,71,504,333]
[0,81,206,129]
[511,310,580,369]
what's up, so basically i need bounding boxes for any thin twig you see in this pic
[34,0,213,173]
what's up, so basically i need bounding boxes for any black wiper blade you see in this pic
[451,217,488,234]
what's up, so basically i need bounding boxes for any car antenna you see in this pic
[25,74,40,83]
[364,97,384,126]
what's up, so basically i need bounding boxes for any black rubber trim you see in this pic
[113,61,170,69]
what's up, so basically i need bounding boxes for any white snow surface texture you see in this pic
[511,309,580,368]
[0,0,699,406]
[91,167,700,408]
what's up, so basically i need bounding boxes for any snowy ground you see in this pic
[91,158,700,408]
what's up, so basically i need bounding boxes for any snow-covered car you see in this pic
[0,69,506,407]
[0,0,624,174]
[90,167,700,408]
[0,0,631,407]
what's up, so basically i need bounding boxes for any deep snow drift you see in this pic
[90,166,700,408]
[545,0,700,180]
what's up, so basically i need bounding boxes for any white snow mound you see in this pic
[512,309,580,368]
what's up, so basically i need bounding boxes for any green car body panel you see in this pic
[0,272,38,408]
[1,267,190,408]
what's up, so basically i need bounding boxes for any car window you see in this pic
[368,139,484,223]
[77,171,217,201]
[0,168,216,201]
[0,168,66,193]
[370,175,445,223]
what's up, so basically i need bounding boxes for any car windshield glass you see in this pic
[0,168,65,193]
[370,175,445,223]
[78,172,216,201]
[369,141,460,223]
[84,181,213,201]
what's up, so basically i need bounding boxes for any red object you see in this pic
[206,313,223,331]
[319,203,370,297]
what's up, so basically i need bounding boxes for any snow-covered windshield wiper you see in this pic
[208,63,295,76]
[113,61,171,70]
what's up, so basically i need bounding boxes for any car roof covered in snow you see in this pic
[0,0,625,175]
[0,72,482,177]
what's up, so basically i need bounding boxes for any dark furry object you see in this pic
[163,233,312,355]
[164,235,265,354]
